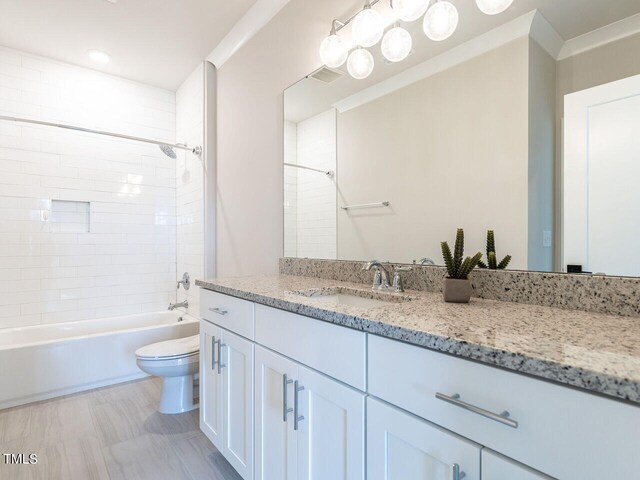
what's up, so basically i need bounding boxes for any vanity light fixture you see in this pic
[475,0,514,15]
[352,1,385,47]
[319,0,512,78]
[381,25,413,62]
[423,0,459,41]
[347,48,375,79]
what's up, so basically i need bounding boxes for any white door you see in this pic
[564,74,640,275]
[482,449,552,480]
[255,346,299,480]
[200,320,223,450]
[296,365,365,480]
[367,397,480,480]
[221,329,254,480]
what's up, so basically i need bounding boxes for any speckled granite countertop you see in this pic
[196,275,640,405]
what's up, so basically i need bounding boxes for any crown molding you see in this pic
[207,0,291,68]
[558,12,640,61]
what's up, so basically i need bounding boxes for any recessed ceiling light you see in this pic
[105,0,118,3]
[88,50,110,64]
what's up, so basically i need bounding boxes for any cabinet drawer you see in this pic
[482,449,552,480]
[200,289,254,340]
[368,335,640,480]
[255,304,366,391]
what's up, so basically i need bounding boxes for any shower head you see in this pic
[159,145,177,159]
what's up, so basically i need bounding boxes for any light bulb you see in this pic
[391,0,430,22]
[423,1,459,41]
[381,27,412,63]
[319,34,348,68]
[347,48,375,79]
[476,0,513,15]
[352,7,384,47]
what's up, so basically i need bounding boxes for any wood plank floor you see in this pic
[0,378,243,480]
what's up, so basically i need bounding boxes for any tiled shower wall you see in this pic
[0,46,178,329]
[175,64,205,316]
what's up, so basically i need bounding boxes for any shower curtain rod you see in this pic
[284,162,335,178]
[0,115,202,156]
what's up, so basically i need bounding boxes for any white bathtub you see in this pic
[0,311,199,409]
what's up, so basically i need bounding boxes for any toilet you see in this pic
[135,335,200,414]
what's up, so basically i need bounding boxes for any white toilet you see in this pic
[135,335,200,414]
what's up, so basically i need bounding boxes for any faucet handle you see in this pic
[392,266,412,293]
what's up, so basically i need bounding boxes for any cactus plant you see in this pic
[441,229,483,279]
[478,230,511,270]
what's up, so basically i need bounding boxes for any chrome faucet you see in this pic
[168,300,188,311]
[392,266,412,293]
[415,257,436,266]
[362,261,392,290]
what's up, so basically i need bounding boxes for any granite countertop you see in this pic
[196,274,640,405]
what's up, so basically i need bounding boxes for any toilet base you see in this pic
[159,374,198,414]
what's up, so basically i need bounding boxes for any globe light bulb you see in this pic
[475,0,514,15]
[381,27,413,63]
[423,1,459,41]
[391,0,430,22]
[347,48,375,79]
[352,7,384,47]
[319,34,348,68]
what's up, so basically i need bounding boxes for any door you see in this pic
[564,74,640,275]
[367,397,480,480]
[255,346,299,480]
[482,449,552,479]
[296,365,366,480]
[221,329,254,480]
[200,320,223,450]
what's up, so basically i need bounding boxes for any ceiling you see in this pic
[0,0,257,91]
[285,0,640,123]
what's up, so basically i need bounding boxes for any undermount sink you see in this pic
[287,286,411,309]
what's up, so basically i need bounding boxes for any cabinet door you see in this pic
[296,365,365,480]
[367,397,480,480]
[221,329,254,480]
[200,320,223,450]
[482,449,552,480]
[255,346,299,480]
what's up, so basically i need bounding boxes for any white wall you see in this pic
[0,46,177,329]
[283,120,298,257]
[176,64,205,315]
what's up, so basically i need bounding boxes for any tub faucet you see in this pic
[362,260,392,290]
[168,300,188,311]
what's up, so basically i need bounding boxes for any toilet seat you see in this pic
[135,334,199,361]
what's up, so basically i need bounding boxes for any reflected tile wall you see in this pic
[0,46,177,328]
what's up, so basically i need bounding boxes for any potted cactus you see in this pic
[478,230,512,270]
[441,229,482,303]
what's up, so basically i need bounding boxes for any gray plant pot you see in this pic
[443,278,472,303]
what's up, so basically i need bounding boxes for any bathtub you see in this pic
[0,311,199,409]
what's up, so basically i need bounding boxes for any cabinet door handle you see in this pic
[209,307,228,315]
[282,374,294,422]
[294,380,305,431]
[436,392,519,429]
[217,341,226,374]
[452,463,466,480]
[211,336,217,370]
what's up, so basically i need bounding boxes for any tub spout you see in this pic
[168,300,188,311]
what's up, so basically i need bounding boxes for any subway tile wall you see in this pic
[175,64,205,316]
[0,46,180,329]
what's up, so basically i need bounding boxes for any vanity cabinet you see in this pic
[481,450,551,480]
[367,397,480,480]
[255,345,366,480]
[200,320,254,480]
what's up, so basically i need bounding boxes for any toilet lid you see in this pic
[135,334,199,359]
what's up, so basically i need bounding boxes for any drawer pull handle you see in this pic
[211,336,217,370]
[294,380,305,431]
[436,392,519,429]
[282,374,293,422]
[452,463,466,480]
[209,307,228,315]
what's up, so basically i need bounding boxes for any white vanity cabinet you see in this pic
[200,305,254,480]
[367,397,480,480]
[482,450,551,480]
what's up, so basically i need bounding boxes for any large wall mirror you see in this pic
[283,1,640,277]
